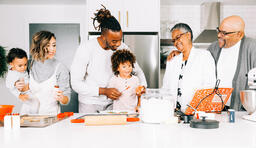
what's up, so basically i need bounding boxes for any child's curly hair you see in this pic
[6,48,28,64]
[111,49,136,76]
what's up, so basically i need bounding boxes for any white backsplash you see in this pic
[160,5,201,39]
[221,5,256,39]
[161,4,256,40]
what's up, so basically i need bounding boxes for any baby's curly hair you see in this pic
[111,49,136,76]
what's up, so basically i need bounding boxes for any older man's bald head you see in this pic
[220,15,245,33]
[218,15,245,48]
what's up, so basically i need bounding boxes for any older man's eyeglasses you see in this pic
[216,27,240,36]
[171,32,188,43]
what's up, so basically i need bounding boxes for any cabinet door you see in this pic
[87,0,123,32]
[123,0,160,32]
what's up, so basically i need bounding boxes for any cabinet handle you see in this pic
[118,11,120,23]
[126,11,129,27]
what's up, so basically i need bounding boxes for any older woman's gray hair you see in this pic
[170,23,193,41]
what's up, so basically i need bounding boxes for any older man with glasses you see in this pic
[167,15,256,111]
[208,15,256,111]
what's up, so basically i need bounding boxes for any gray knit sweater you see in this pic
[29,58,71,99]
[207,36,256,110]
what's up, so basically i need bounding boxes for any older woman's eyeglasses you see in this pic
[216,27,239,36]
[171,32,188,43]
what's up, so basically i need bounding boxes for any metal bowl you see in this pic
[240,90,256,114]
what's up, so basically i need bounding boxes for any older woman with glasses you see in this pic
[162,23,216,113]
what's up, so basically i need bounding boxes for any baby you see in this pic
[108,49,145,112]
[6,48,39,114]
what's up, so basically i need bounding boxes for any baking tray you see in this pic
[20,115,58,128]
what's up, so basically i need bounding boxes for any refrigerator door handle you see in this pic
[126,11,129,27]
[118,11,121,23]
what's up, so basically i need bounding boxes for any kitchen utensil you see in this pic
[71,119,85,123]
[183,115,194,124]
[84,115,127,126]
[240,90,256,114]
[240,90,256,122]
[71,113,140,124]
[20,115,57,127]
[121,86,130,93]
[190,116,219,129]
[20,112,72,127]
[240,68,256,122]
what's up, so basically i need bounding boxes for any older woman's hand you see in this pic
[167,50,181,61]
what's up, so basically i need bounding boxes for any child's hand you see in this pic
[19,94,29,101]
[15,78,25,91]
[22,84,30,92]
[135,105,140,113]
[136,86,146,96]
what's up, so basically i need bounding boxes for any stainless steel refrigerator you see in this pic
[88,32,159,88]
[123,33,159,88]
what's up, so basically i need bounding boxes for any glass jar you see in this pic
[140,88,176,123]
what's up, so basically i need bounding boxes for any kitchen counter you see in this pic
[0,112,256,148]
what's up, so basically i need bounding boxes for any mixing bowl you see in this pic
[140,88,176,123]
[0,105,15,121]
[240,90,256,114]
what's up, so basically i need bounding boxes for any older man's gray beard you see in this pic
[218,38,226,48]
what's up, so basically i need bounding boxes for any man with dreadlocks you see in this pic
[71,5,147,113]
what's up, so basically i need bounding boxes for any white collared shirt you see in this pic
[217,40,241,106]
[162,47,216,112]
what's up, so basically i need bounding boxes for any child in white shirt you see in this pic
[6,48,39,114]
[108,49,145,112]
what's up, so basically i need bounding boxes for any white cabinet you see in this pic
[87,0,160,32]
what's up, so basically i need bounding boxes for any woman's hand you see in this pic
[136,85,146,96]
[99,88,121,100]
[19,94,29,101]
[55,91,69,104]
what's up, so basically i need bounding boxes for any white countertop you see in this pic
[0,112,256,148]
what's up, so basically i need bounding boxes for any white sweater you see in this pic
[162,47,216,112]
[71,39,147,105]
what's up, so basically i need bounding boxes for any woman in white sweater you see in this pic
[162,23,216,113]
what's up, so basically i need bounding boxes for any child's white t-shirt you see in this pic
[108,75,140,112]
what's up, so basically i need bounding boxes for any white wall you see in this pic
[161,3,256,40]
[221,4,256,39]
[160,5,201,39]
[0,4,87,112]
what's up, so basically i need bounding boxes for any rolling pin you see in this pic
[84,115,127,126]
